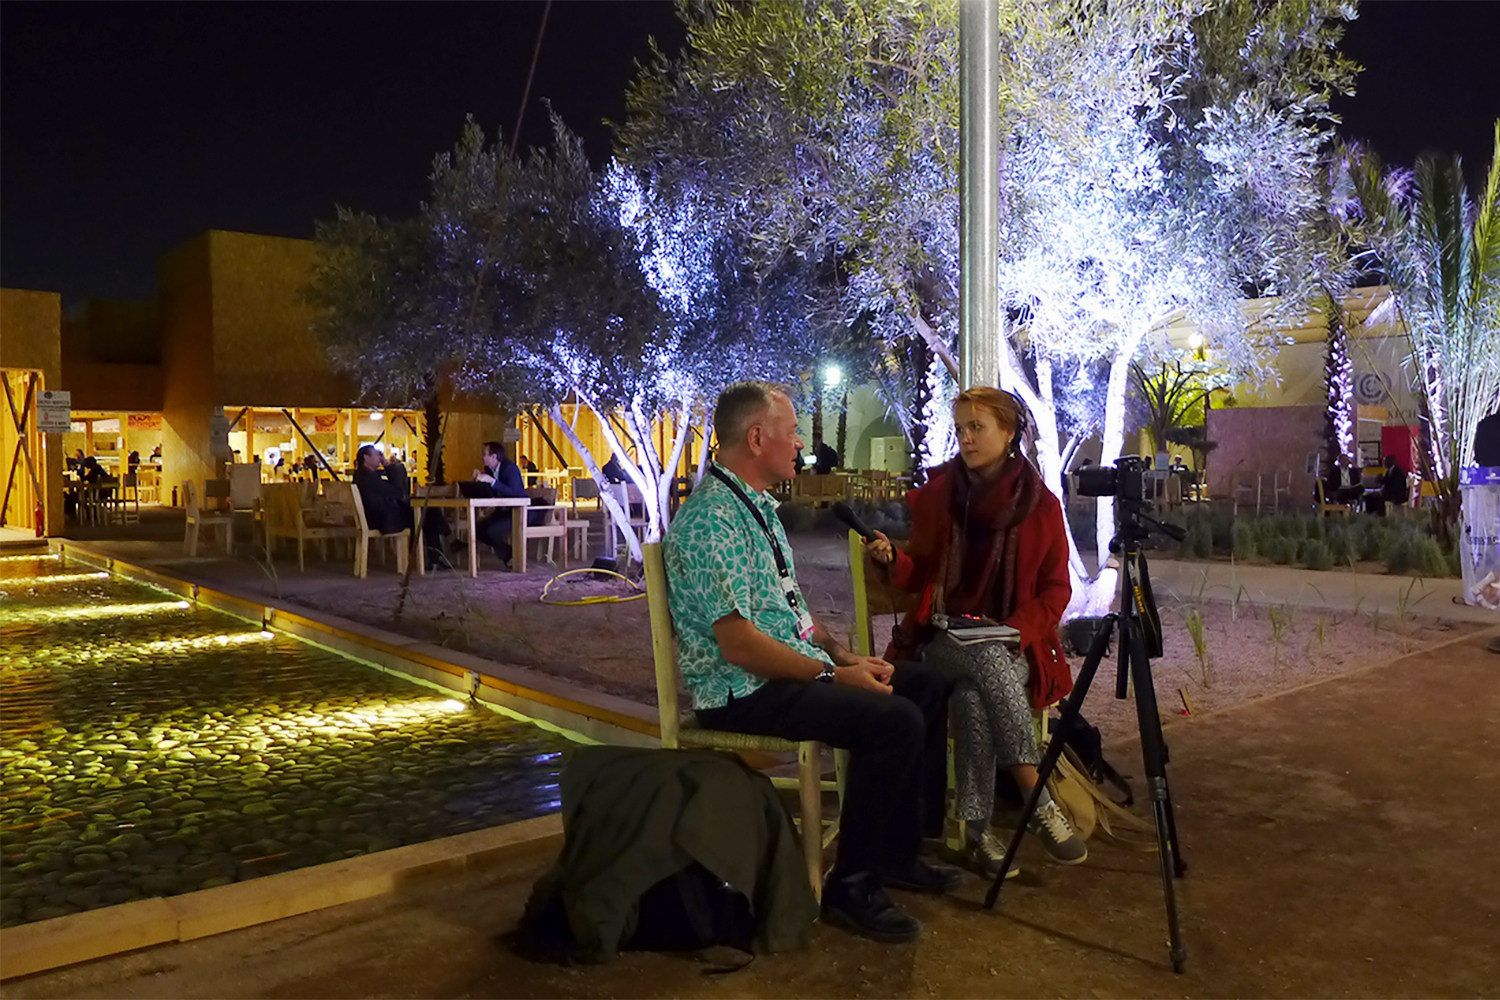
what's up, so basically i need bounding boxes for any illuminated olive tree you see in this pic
[621,0,1355,611]
[427,120,836,561]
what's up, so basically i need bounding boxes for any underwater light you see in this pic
[0,554,60,562]
[10,572,110,586]
[9,601,193,624]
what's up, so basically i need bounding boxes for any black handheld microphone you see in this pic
[831,501,877,541]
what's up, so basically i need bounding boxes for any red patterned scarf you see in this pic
[933,453,1042,622]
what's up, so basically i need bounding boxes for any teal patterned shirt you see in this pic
[663,463,833,710]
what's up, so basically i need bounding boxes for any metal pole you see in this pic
[959,0,1000,390]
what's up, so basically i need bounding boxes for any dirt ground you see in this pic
[7,627,1498,1000]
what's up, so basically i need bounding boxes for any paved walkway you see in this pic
[7,626,1497,999]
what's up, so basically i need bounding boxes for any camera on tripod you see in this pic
[1075,454,1147,500]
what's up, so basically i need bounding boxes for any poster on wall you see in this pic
[127,413,162,430]
[314,414,338,433]
[36,390,72,433]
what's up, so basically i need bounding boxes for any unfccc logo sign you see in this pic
[1355,373,1387,405]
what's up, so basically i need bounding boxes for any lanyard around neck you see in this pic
[708,465,802,609]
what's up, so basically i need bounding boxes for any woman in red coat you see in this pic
[867,386,1085,877]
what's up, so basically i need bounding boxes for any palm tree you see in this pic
[1350,123,1500,532]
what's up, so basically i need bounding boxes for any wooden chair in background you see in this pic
[520,486,568,567]
[324,481,421,579]
[261,483,354,570]
[182,479,233,556]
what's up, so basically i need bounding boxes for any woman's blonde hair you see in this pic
[954,386,1027,438]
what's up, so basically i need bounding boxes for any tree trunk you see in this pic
[835,390,849,466]
[907,334,932,485]
[812,389,825,450]
[1323,294,1354,490]
[422,390,445,485]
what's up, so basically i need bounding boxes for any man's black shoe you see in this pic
[821,872,920,943]
[883,858,964,894]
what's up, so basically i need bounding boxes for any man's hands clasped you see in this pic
[829,649,895,694]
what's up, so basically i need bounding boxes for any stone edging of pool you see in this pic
[0,814,560,980]
[1,540,662,981]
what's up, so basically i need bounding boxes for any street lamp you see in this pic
[823,364,843,388]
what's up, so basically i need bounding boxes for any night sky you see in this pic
[1,1,1494,308]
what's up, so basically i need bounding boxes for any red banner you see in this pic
[127,413,162,430]
[313,414,338,433]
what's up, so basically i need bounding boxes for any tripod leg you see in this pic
[1125,619,1188,973]
[984,614,1116,910]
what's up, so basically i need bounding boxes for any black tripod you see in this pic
[982,497,1190,973]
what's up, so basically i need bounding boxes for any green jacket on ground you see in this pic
[522,745,818,962]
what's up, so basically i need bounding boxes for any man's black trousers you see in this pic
[695,662,949,882]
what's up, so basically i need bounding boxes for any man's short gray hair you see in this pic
[713,381,787,451]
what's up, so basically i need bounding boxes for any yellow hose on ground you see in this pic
[539,568,646,605]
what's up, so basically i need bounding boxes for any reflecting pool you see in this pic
[0,555,574,926]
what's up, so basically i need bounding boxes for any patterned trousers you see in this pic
[923,632,1039,824]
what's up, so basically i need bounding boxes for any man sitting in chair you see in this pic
[663,381,958,945]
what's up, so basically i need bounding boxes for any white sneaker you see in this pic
[1028,798,1088,864]
[964,829,1021,880]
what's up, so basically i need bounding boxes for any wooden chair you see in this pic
[182,479,233,556]
[520,486,569,567]
[642,541,841,901]
[1315,479,1351,517]
[261,483,355,571]
[135,467,159,504]
[103,473,141,524]
[325,481,421,579]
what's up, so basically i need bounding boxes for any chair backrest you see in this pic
[260,484,304,534]
[342,483,373,534]
[527,486,564,524]
[204,478,231,508]
[228,463,262,509]
[641,541,682,749]
[847,528,917,657]
[322,481,363,529]
[122,472,138,489]
[572,477,601,500]
[183,478,201,514]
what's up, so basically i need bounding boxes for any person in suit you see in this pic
[473,441,530,563]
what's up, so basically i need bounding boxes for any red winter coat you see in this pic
[883,470,1073,710]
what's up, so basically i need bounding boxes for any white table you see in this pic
[415,495,532,576]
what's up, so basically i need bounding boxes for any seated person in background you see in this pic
[1330,461,1364,505]
[600,453,628,483]
[127,450,141,474]
[866,387,1087,878]
[473,441,529,563]
[150,444,162,462]
[813,440,839,475]
[68,449,85,473]
[354,445,414,534]
[1365,456,1409,516]
[519,454,539,475]
[665,381,958,945]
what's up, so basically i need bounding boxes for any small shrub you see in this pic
[1445,539,1462,578]
[1326,524,1357,566]
[1231,520,1258,561]
[1414,537,1449,578]
[1186,519,1213,559]
[1359,520,1387,562]
[1284,516,1308,543]
[1208,509,1235,552]
[1302,539,1333,571]
[1384,534,1417,575]
[1264,535,1295,564]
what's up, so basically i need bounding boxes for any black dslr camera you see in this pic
[1075,454,1147,500]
